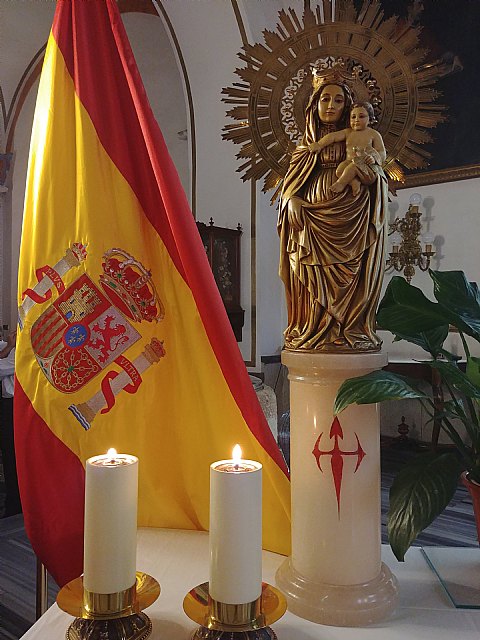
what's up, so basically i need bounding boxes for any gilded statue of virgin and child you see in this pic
[278,64,388,352]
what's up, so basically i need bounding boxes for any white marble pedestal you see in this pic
[276,350,399,626]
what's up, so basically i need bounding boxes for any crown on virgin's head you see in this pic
[311,58,357,91]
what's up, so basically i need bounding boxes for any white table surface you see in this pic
[21,528,480,639]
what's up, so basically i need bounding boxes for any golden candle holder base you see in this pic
[183,582,286,639]
[65,613,151,640]
[57,572,160,640]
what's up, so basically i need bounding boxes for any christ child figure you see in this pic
[309,101,386,196]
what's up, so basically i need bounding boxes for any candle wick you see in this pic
[234,463,239,471]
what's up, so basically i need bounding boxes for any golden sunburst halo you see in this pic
[222,0,449,193]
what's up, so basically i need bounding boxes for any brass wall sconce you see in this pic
[386,194,435,283]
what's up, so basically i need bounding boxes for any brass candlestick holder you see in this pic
[57,571,160,640]
[183,582,286,639]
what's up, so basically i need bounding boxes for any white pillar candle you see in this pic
[83,449,138,594]
[209,445,262,604]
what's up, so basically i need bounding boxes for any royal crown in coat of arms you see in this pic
[19,244,166,431]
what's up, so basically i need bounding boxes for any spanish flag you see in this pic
[15,0,290,586]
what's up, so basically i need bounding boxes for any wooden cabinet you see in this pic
[196,219,245,341]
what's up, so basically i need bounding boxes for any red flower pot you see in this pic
[461,471,480,543]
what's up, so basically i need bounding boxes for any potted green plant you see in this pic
[334,270,480,561]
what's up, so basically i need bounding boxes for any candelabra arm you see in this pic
[385,200,434,282]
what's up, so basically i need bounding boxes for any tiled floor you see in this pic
[0,513,58,639]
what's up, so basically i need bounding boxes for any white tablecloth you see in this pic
[21,528,480,639]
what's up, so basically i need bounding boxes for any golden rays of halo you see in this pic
[222,0,449,195]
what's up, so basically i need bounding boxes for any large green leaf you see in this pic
[377,277,448,337]
[430,270,480,341]
[390,326,449,357]
[334,370,427,414]
[428,360,480,400]
[388,452,462,561]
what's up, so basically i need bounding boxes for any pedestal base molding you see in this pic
[276,557,398,627]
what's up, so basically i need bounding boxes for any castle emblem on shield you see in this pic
[19,244,166,430]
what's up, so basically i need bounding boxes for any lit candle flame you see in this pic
[107,448,117,459]
[232,444,242,463]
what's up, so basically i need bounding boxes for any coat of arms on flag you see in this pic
[20,244,166,430]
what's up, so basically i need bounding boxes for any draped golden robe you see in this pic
[278,124,388,351]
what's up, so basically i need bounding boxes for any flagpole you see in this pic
[35,559,48,619]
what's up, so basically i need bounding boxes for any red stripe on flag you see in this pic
[51,1,288,473]
[14,381,85,586]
